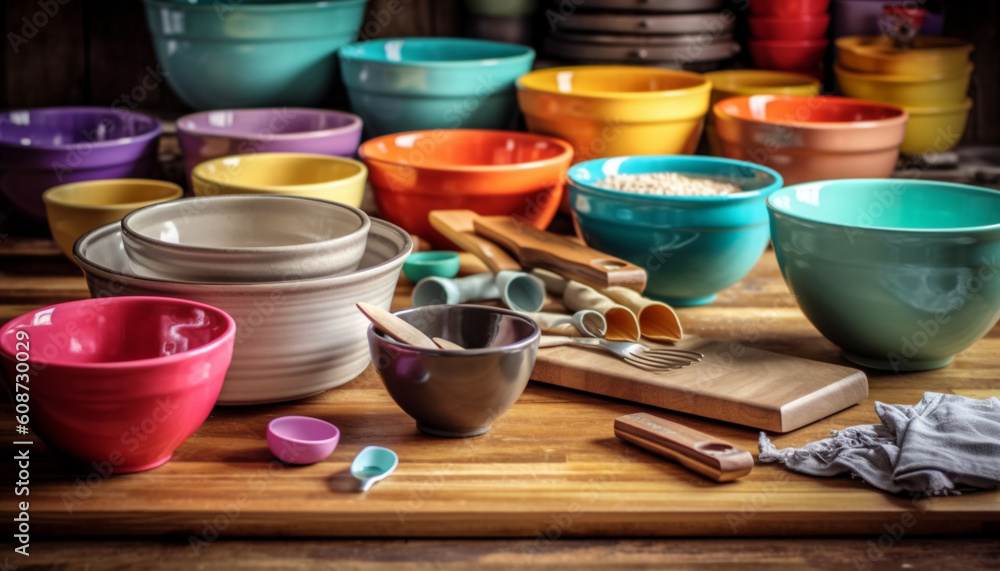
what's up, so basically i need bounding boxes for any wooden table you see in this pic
[2,235,998,569]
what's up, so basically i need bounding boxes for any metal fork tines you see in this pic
[538,336,703,372]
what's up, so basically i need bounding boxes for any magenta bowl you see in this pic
[0,296,235,474]
[176,108,363,188]
[0,107,162,222]
[266,415,341,464]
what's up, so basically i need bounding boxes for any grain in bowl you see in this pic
[596,172,743,197]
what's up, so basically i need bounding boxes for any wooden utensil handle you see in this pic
[614,412,754,482]
[428,210,522,274]
[472,216,647,292]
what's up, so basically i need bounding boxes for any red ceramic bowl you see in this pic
[713,94,907,185]
[0,296,235,474]
[359,129,574,247]
[750,38,829,71]
[748,14,830,40]
[749,0,830,16]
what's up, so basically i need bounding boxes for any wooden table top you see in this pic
[1,234,998,568]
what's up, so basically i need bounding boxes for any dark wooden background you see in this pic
[1,0,998,145]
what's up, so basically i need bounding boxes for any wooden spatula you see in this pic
[614,412,754,482]
[471,214,647,293]
[428,210,522,274]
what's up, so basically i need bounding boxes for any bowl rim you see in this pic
[834,35,974,58]
[371,304,542,356]
[404,251,461,266]
[767,178,1000,234]
[73,218,413,289]
[191,152,368,193]
[515,65,711,100]
[42,179,183,210]
[120,194,370,255]
[338,36,536,66]
[747,12,830,23]
[567,154,784,202]
[358,129,575,173]
[176,108,363,141]
[0,295,236,369]
[0,106,162,151]
[713,94,908,130]
[747,37,829,47]
[141,0,367,11]
[267,415,340,445]
[833,61,975,83]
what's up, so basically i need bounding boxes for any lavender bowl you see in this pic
[0,107,162,222]
[266,416,340,465]
[176,108,363,188]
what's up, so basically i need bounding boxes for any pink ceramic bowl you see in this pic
[266,416,340,464]
[0,296,235,473]
[748,14,830,40]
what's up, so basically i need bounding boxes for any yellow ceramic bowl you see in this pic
[516,66,712,163]
[42,179,183,259]
[835,62,973,107]
[899,98,972,156]
[836,35,973,76]
[703,70,821,155]
[191,153,367,206]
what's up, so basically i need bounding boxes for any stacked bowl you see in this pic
[748,0,830,77]
[73,194,412,405]
[835,35,974,155]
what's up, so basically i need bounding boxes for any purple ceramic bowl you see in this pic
[176,108,363,188]
[0,107,162,222]
[266,415,341,465]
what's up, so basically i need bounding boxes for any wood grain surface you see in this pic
[2,237,998,547]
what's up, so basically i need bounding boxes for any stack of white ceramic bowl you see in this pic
[540,0,739,71]
[73,194,412,405]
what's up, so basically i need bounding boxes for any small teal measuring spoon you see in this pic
[350,446,399,492]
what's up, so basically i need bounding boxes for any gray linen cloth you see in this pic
[758,392,1000,496]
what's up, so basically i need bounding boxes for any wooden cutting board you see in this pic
[531,336,869,432]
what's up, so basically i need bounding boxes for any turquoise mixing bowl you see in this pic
[338,38,535,137]
[142,0,366,110]
[768,179,1000,371]
[568,155,783,306]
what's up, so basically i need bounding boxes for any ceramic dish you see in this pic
[835,36,973,76]
[266,416,340,465]
[0,296,235,473]
[402,251,461,283]
[42,179,182,260]
[834,63,973,107]
[191,152,367,207]
[768,179,1000,371]
[367,304,541,437]
[748,38,829,72]
[568,155,783,306]
[899,98,972,155]
[141,0,366,109]
[359,129,574,246]
[553,12,736,35]
[339,37,535,137]
[121,195,370,283]
[517,66,712,163]
[749,0,830,16]
[73,218,412,405]
[714,95,907,185]
[543,37,741,68]
[0,107,161,221]
[748,13,830,40]
[176,108,362,188]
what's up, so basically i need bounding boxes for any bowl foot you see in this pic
[417,424,491,438]
[842,352,954,372]
[658,294,718,307]
[112,454,172,474]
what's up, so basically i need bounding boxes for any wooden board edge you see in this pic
[777,370,870,433]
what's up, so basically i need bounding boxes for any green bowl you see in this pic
[403,251,461,283]
[568,155,784,306]
[768,179,1000,371]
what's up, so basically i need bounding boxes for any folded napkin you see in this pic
[758,392,1000,496]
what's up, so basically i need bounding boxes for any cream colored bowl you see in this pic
[191,152,367,207]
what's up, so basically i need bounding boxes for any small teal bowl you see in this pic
[568,155,783,306]
[768,179,1000,372]
[142,0,366,110]
[403,251,461,283]
[338,38,535,137]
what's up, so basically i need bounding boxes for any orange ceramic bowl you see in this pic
[714,95,908,185]
[359,129,574,247]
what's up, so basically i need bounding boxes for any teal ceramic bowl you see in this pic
[338,38,536,137]
[403,251,461,283]
[769,179,1000,372]
[569,155,783,306]
[142,0,366,110]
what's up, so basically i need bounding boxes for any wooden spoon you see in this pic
[356,302,442,350]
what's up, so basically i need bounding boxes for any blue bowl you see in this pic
[769,179,1000,371]
[568,155,783,306]
[338,38,535,137]
[142,0,366,110]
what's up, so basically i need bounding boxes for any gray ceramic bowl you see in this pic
[121,195,370,283]
[367,305,541,437]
